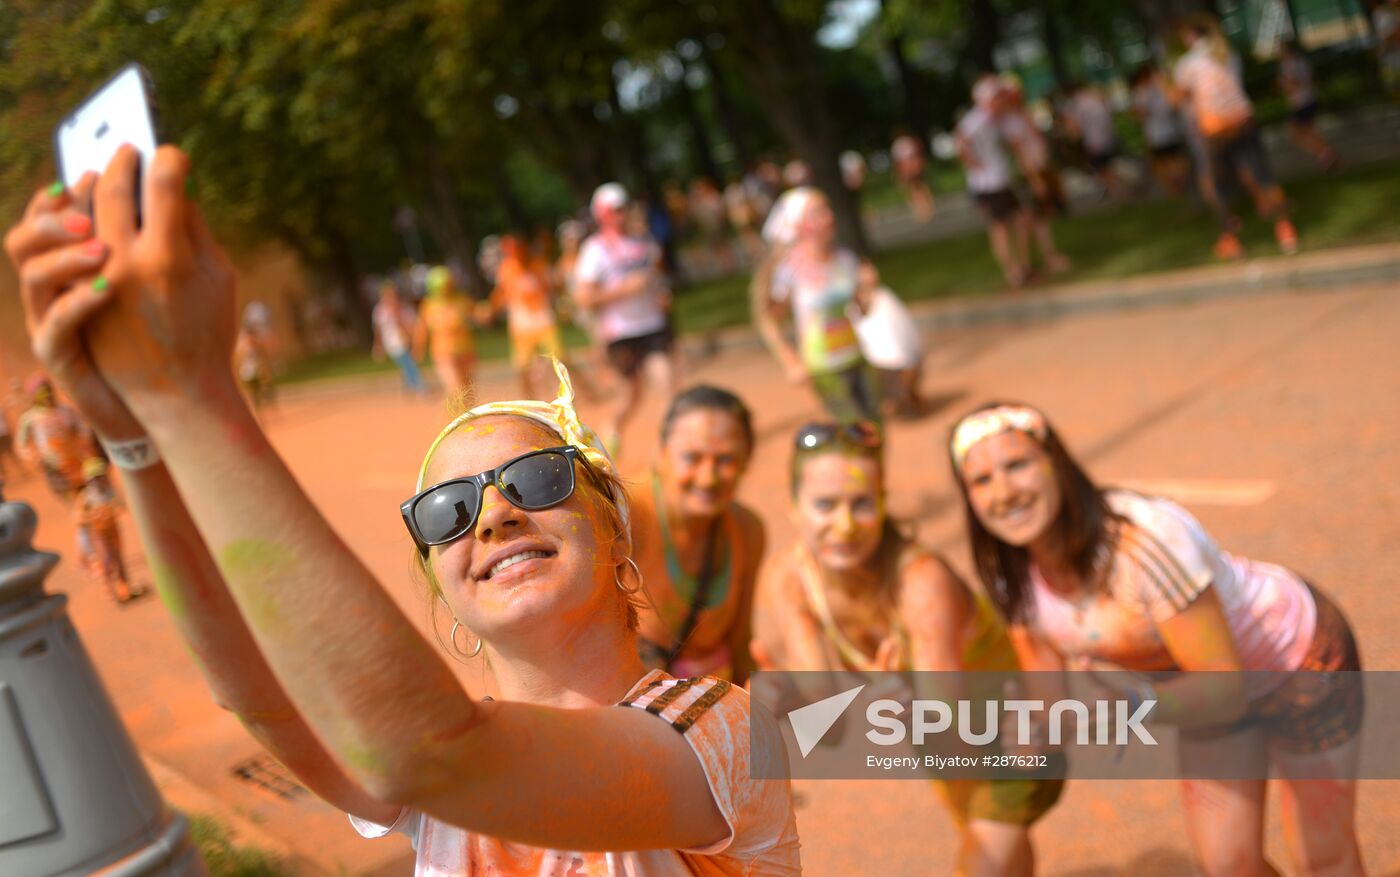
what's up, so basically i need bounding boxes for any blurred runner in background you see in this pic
[413,266,477,400]
[853,260,925,419]
[1276,41,1340,171]
[485,234,566,400]
[16,374,97,501]
[371,279,427,397]
[998,77,1073,277]
[574,183,677,458]
[1130,64,1192,196]
[891,133,935,222]
[73,456,145,604]
[956,76,1030,289]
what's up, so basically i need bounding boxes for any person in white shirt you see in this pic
[1064,82,1126,199]
[371,280,427,396]
[1130,64,1191,196]
[998,76,1073,277]
[1276,41,1339,170]
[956,75,1029,288]
[852,260,925,418]
[1174,14,1298,259]
[574,183,677,458]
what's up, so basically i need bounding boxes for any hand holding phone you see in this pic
[54,63,159,220]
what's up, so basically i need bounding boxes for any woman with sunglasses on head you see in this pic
[753,421,1061,877]
[6,147,800,876]
[948,403,1365,877]
[632,386,765,685]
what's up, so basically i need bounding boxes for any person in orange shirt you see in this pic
[413,266,476,400]
[16,374,97,500]
[73,456,146,604]
[484,235,565,399]
[7,152,801,876]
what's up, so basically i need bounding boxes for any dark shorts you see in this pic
[1289,101,1319,126]
[973,189,1022,224]
[606,327,674,380]
[1206,121,1277,203]
[1149,141,1186,160]
[810,362,882,426]
[1182,584,1363,755]
[1086,149,1117,171]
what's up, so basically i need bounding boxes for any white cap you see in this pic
[972,75,1003,107]
[590,182,628,218]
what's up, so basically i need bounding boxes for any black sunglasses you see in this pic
[794,421,882,452]
[401,446,580,552]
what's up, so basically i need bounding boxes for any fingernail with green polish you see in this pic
[92,276,109,294]
[48,181,66,197]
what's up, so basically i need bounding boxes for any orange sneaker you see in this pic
[1213,233,1244,261]
[1275,219,1299,255]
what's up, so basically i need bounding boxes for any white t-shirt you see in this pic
[955,106,1013,194]
[350,672,801,877]
[770,248,864,373]
[1132,81,1182,147]
[1174,42,1253,135]
[574,234,669,343]
[1030,490,1317,699]
[998,110,1049,172]
[373,300,412,357]
[853,287,922,370]
[1068,90,1118,154]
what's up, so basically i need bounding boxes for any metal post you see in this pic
[0,492,207,877]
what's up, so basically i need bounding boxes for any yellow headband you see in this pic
[950,405,1048,469]
[415,358,628,529]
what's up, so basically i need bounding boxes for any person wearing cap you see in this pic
[752,187,881,427]
[16,374,98,500]
[573,182,678,457]
[73,456,145,604]
[6,147,801,875]
[412,265,477,400]
[956,75,1031,289]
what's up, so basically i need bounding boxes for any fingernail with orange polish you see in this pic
[64,213,93,236]
[83,239,106,257]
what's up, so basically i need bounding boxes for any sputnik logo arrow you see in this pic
[787,685,865,758]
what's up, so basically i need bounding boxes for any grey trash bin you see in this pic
[0,495,206,877]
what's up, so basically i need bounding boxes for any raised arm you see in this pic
[3,172,396,824]
[58,146,736,851]
[750,251,806,385]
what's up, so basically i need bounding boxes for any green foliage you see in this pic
[188,813,294,877]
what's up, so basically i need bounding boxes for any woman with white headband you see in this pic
[948,401,1365,876]
[752,186,881,426]
[6,147,800,875]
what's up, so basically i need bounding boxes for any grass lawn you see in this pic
[281,161,1400,386]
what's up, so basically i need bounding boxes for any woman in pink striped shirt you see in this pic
[948,401,1365,877]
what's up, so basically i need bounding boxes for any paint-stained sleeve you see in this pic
[1111,493,1224,622]
[619,676,799,867]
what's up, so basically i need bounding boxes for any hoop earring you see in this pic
[450,620,483,658]
[615,555,644,595]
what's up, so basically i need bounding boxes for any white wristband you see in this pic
[100,436,161,471]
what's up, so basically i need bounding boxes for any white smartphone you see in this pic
[53,63,159,202]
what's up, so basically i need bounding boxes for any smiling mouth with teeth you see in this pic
[486,550,553,580]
